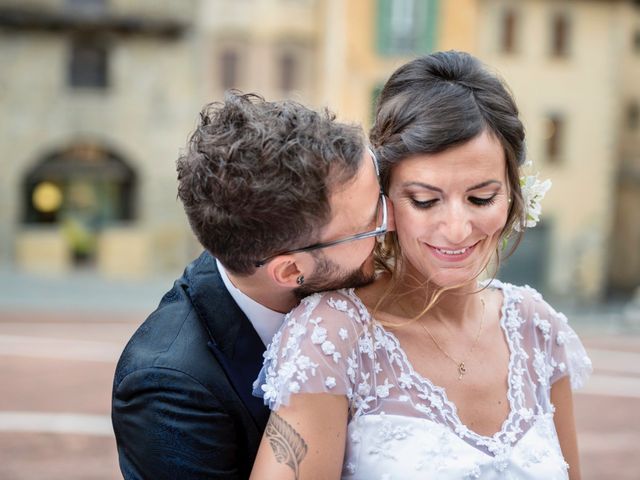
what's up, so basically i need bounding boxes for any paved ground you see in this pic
[0,270,639,479]
[573,335,640,479]
[0,311,137,480]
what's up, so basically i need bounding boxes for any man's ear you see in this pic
[265,255,304,288]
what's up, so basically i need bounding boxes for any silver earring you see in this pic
[296,275,305,285]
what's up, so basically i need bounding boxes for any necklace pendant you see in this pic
[457,362,467,380]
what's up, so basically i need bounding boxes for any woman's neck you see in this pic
[365,264,486,329]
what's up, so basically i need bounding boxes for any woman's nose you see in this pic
[440,205,472,245]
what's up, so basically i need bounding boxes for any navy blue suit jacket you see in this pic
[112,252,270,479]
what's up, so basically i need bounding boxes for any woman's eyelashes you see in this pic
[468,194,498,206]
[410,198,438,209]
[409,193,499,209]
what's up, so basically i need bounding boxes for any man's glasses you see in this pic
[255,149,388,268]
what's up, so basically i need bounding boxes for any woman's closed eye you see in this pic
[468,194,498,206]
[410,194,499,209]
[410,198,439,209]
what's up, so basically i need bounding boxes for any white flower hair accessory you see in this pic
[514,165,552,232]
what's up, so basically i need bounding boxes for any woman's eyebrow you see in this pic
[401,180,502,192]
[402,182,442,193]
[465,180,502,192]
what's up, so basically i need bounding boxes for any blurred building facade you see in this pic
[322,0,478,123]
[1,0,638,300]
[473,0,640,300]
[332,0,640,301]
[0,0,200,278]
[608,0,640,296]
[196,0,321,105]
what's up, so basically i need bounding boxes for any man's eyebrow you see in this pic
[402,180,502,192]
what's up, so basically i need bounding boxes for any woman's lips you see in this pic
[427,241,480,262]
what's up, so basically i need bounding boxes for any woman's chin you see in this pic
[426,247,497,288]
[424,265,484,290]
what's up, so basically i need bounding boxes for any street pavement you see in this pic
[0,270,639,479]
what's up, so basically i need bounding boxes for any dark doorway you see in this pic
[498,222,551,296]
[23,143,137,265]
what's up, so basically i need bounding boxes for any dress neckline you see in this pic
[343,280,532,455]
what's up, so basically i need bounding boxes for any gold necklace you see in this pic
[415,297,486,380]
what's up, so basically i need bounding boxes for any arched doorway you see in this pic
[22,143,137,265]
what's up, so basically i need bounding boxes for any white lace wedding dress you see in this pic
[254,280,592,479]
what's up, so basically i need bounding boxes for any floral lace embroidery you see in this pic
[343,283,535,456]
[533,313,552,340]
[258,281,592,459]
[366,413,413,460]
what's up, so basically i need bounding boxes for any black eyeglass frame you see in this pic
[255,149,388,267]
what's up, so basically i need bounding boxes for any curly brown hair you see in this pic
[177,92,365,275]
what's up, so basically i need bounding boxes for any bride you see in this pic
[250,51,592,480]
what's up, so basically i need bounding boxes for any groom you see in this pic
[111,92,389,479]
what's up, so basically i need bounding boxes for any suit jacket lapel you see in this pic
[188,252,270,432]
[207,328,270,432]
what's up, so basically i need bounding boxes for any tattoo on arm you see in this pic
[265,412,308,480]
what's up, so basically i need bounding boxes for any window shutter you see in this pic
[419,0,439,53]
[376,0,392,55]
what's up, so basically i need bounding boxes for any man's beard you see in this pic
[294,252,376,300]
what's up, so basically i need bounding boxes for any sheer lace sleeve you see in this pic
[253,289,369,411]
[519,285,593,391]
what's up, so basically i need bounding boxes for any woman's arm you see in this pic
[551,375,581,480]
[250,393,349,480]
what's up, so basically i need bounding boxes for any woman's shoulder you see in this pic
[484,278,570,333]
[266,289,372,360]
[257,289,374,410]
[485,279,592,389]
[484,279,557,312]
[289,288,373,328]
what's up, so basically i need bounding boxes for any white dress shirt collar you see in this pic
[216,259,285,346]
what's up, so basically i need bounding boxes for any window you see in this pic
[544,114,565,163]
[279,52,297,93]
[220,49,239,90]
[376,0,438,55]
[389,0,418,52]
[550,13,570,58]
[628,101,639,131]
[68,37,108,89]
[65,0,107,10]
[500,9,518,54]
[64,0,107,16]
